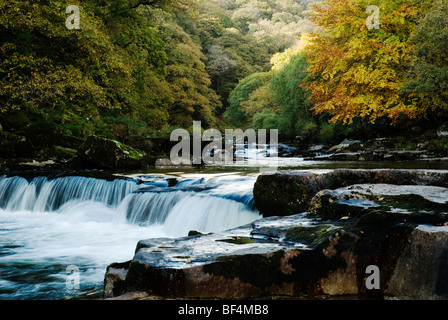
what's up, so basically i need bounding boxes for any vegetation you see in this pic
[0,0,447,163]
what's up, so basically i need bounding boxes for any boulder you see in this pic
[386,225,448,299]
[437,123,448,137]
[254,169,448,216]
[104,171,448,300]
[77,135,147,170]
[104,209,448,300]
[309,184,448,224]
[103,214,368,299]
[253,171,321,216]
[329,139,362,153]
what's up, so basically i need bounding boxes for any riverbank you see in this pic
[1,127,448,174]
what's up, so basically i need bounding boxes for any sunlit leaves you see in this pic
[303,0,429,124]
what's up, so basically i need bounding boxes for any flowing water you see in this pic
[0,171,261,300]
[1,158,448,300]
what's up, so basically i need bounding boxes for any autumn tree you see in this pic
[303,0,431,125]
[0,0,173,141]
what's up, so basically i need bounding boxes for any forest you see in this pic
[0,0,447,163]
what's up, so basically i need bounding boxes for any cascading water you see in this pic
[0,172,261,300]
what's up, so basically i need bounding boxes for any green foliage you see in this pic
[225,72,272,126]
[157,19,221,127]
[270,53,314,136]
[403,0,448,119]
[197,0,312,114]
[0,0,174,143]
[225,50,317,138]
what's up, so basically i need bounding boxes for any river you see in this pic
[1,158,448,300]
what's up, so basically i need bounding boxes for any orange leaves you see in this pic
[303,0,427,125]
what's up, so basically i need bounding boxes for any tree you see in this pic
[0,0,174,140]
[303,0,430,125]
[270,52,314,136]
[224,72,272,126]
[159,21,221,127]
[403,0,448,119]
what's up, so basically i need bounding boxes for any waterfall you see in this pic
[0,172,261,300]
[0,173,261,235]
[0,175,139,212]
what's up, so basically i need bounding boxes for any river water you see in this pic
[1,158,448,300]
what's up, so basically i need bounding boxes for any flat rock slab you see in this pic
[105,211,448,300]
[104,213,365,299]
[310,184,448,224]
[254,169,448,216]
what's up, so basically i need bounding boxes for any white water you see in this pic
[0,173,261,300]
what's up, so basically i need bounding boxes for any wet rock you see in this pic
[386,225,448,299]
[253,171,321,216]
[309,184,448,225]
[329,139,362,153]
[303,136,437,161]
[103,215,366,299]
[104,261,131,299]
[104,208,448,300]
[254,169,448,217]
[76,135,147,170]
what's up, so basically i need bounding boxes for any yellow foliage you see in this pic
[303,0,430,124]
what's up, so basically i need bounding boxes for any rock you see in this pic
[254,169,448,217]
[52,146,77,162]
[102,168,448,300]
[308,145,325,152]
[386,225,448,299]
[103,214,365,299]
[437,123,448,137]
[305,152,361,161]
[104,261,131,299]
[253,171,321,216]
[329,139,362,153]
[383,150,428,161]
[309,184,448,224]
[302,136,442,161]
[76,135,147,170]
[104,207,448,300]
[155,158,192,167]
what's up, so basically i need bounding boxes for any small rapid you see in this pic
[0,172,261,299]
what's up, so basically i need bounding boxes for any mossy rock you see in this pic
[53,146,77,160]
[77,135,148,170]
[285,225,339,248]
[253,172,318,216]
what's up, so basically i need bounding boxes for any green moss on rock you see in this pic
[285,225,339,248]
[53,146,77,160]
